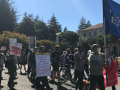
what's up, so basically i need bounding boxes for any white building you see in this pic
[78,23,120,56]
[79,23,103,39]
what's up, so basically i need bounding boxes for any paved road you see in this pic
[1,65,120,90]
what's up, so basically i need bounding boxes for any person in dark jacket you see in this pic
[7,55,16,88]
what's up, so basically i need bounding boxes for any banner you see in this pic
[103,0,120,38]
[35,53,51,77]
[9,38,17,49]
[29,36,36,49]
[95,59,118,88]
[10,43,22,56]
[1,46,6,50]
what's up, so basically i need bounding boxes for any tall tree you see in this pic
[63,27,67,32]
[48,13,62,33]
[78,17,86,31]
[85,20,92,28]
[18,12,36,36]
[0,0,17,33]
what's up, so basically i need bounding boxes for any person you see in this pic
[50,45,63,85]
[20,52,27,74]
[29,47,38,87]
[64,48,72,79]
[107,48,116,90]
[36,46,51,90]
[7,55,16,88]
[74,45,86,90]
[61,51,66,64]
[88,44,108,90]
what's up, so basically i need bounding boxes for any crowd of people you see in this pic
[0,44,119,90]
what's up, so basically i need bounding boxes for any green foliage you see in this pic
[0,31,28,50]
[36,40,55,52]
[48,13,62,33]
[0,0,17,33]
[63,27,68,32]
[18,13,36,36]
[96,32,119,47]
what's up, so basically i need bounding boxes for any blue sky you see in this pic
[14,0,120,32]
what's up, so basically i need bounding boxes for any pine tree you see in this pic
[78,17,86,30]
[63,27,67,32]
[0,0,17,33]
[48,13,62,33]
[85,20,92,28]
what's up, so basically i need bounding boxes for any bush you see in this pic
[0,31,28,50]
[36,39,55,52]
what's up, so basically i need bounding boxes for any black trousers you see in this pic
[36,76,50,89]
[75,69,84,90]
[8,68,14,86]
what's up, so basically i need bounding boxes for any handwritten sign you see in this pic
[29,36,36,49]
[9,38,17,49]
[1,46,6,50]
[10,43,22,56]
[35,53,51,77]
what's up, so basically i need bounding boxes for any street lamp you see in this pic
[56,32,61,44]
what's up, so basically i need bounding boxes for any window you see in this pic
[94,31,97,36]
[89,32,91,37]
[83,33,86,37]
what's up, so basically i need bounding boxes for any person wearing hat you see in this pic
[88,44,108,90]
[50,45,63,85]
[74,45,87,90]
[35,46,51,90]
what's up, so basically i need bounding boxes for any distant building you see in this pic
[78,23,120,57]
[78,23,103,39]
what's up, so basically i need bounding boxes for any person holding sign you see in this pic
[50,45,63,85]
[36,46,51,90]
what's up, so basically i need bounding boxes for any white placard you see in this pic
[36,54,51,77]
[1,46,6,50]
[10,43,22,56]
[9,38,17,49]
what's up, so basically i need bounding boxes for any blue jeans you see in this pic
[75,69,84,90]
[89,75,105,90]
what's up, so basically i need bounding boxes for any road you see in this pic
[1,65,120,90]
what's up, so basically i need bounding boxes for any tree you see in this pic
[35,20,49,40]
[18,12,36,36]
[0,0,17,33]
[48,13,62,33]
[85,20,92,28]
[63,27,67,32]
[78,17,86,31]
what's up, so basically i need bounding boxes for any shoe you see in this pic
[57,82,62,85]
[49,80,55,84]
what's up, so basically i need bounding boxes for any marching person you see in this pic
[50,45,63,85]
[0,54,3,88]
[74,45,86,90]
[35,46,51,90]
[20,52,27,74]
[88,44,108,90]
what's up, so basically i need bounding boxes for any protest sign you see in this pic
[29,36,36,49]
[10,43,22,56]
[9,38,17,49]
[1,46,6,50]
[35,53,51,77]
[95,59,118,88]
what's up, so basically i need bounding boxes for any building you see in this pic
[78,23,120,56]
[79,23,103,39]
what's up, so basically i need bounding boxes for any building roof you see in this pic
[81,23,103,31]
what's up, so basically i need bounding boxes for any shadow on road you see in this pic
[64,83,75,88]
[57,85,69,90]
[9,87,16,90]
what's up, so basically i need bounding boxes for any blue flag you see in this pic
[103,0,120,38]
